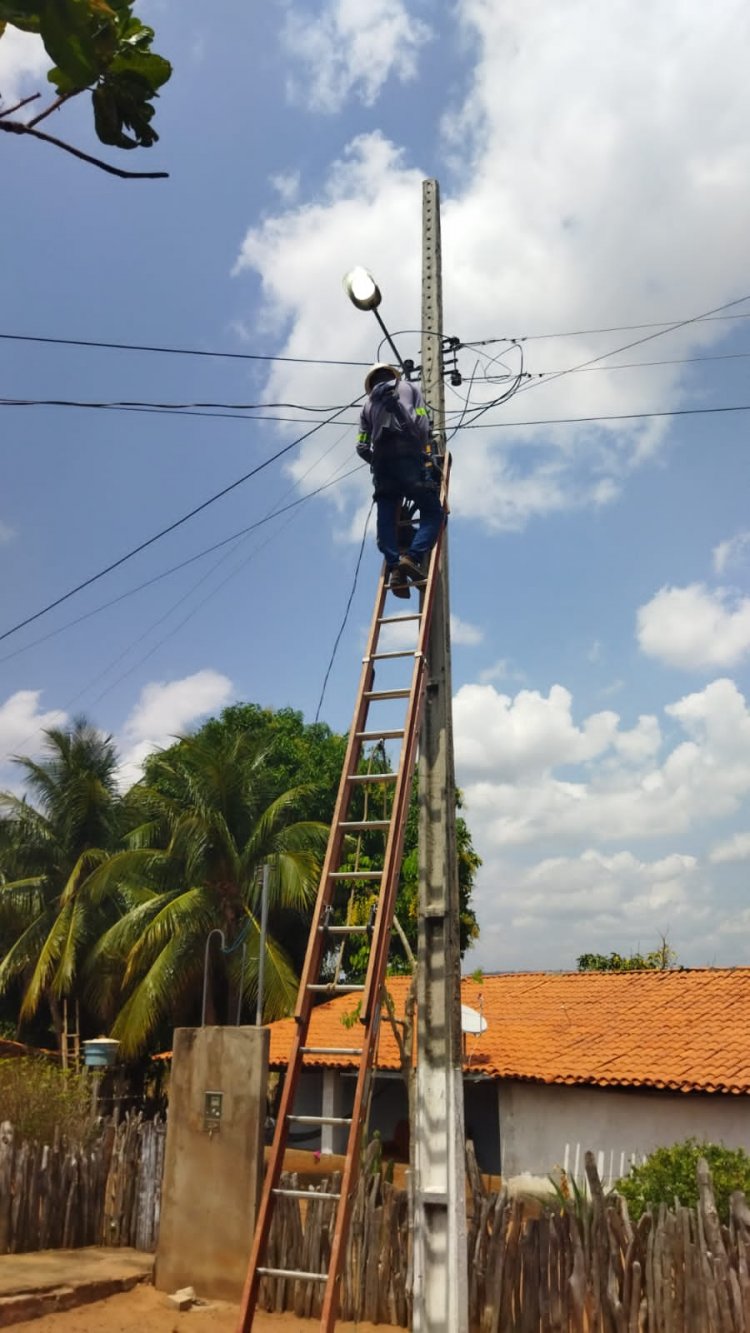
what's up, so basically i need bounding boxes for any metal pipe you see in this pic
[372,307,407,373]
[255,863,270,1026]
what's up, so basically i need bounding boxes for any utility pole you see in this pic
[412,178,469,1333]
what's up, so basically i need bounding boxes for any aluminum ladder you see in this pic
[237,464,450,1331]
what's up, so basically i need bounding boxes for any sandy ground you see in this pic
[7,1283,385,1332]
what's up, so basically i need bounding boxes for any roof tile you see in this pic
[266,969,750,1095]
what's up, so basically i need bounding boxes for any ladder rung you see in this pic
[328,870,382,880]
[378,613,422,624]
[356,729,405,740]
[338,819,391,831]
[307,983,365,993]
[369,649,417,661]
[364,688,411,700]
[348,771,398,783]
[302,1046,363,1056]
[288,1114,353,1126]
[257,1266,327,1282]
[319,924,370,935]
[272,1187,342,1202]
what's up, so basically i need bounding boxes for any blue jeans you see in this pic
[373,453,444,569]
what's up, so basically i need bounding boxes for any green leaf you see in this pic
[0,1,42,32]
[39,0,102,90]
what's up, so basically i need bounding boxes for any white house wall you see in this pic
[499,1080,750,1181]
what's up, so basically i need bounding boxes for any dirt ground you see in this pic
[7,1282,385,1333]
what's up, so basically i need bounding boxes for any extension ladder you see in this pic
[237,463,450,1332]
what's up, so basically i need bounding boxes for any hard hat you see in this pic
[364,362,401,395]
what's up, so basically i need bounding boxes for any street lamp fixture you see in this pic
[343,266,382,311]
[343,265,410,377]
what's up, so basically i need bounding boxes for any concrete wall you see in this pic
[155,1025,268,1302]
[499,1079,750,1181]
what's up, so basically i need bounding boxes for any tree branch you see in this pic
[0,93,41,120]
[0,118,168,178]
[26,91,79,128]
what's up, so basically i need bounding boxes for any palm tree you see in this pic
[84,729,328,1056]
[0,718,122,1043]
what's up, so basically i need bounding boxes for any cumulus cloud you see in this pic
[713,531,750,575]
[454,682,660,781]
[234,0,750,534]
[0,27,50,110]
[281,0,431,112]
[709,831,750,865]
[0,691,67,788]
[450,614,483,646]
[455,677,750,849]
[637,584,750,669]
[469,847,710,971]
[118,669,234,788]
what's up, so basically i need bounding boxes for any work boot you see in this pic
[389,566,411,599]
[398,554,425,583]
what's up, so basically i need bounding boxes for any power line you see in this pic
[0,397,360,647]
[0,400,359,427]
[0,330,368,368]
[0,396,351,412]
[463,309,750,345]
[0,463,365,668]
[509,293,750,402]
[460,403,750,429]
[314,503,374,724]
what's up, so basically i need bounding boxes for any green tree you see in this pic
[616,1140,750,1224]
[0,0,170,178]
[0,719,123,1045]
[163,704,482,980]
[85,728,328,1056]
[577,940,677,972]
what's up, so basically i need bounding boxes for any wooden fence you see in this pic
[0,1115,165,1255]
[259,1145,750,1331]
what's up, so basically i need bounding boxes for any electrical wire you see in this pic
[506,293,750,401]
[0,396,362,646]
[0,395,352,413]
[0,463,366,669]
[458,403,750,429]
[314,503,374,723]
[0,330,368,368]
[463,308,750,345]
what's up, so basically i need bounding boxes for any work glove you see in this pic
[356,442,373,464]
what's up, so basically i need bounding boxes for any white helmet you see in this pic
[364,362,401,394]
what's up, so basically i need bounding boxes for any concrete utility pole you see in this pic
[412,179,469,1333]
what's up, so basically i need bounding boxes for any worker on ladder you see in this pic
[356,362,444,599]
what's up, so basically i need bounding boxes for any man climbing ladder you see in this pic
[356,362,444,599]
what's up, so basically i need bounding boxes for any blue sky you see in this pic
[2,0,750,972]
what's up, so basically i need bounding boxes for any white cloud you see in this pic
[234,0,750,533]
[450,614,483,646]
[0,27,50,110]
[0,691,67,787]
[281,0,431,113]
[713,531,750,575]
[709,831,750,865]
[270,170,301,205]
[468,847,709,971]
[0,520,15,545]
[118,669,234,788]
[453,682,660,781]
[455,677,750,849]
[637,583,750,670]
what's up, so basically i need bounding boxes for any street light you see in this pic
[343,265,410,377]
[342,266,382,311]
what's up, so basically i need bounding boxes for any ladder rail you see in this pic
[237,572,392,1324]
[238,460,451,1332]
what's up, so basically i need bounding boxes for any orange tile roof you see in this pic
[266,969,750,1096]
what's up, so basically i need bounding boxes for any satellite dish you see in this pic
[461,1004,487,1035]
